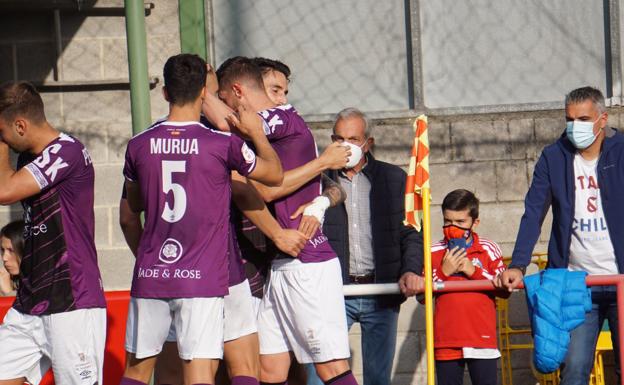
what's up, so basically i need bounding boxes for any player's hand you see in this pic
[398,272,424,297]
[290,203,320,239]
[291,196,330,238]
[224,104,263,139]
[273,228,307,257]
[458,257,475,277]
[440,247,466,277]
[319,142,350,170]
[495,268,524,292]
[205,64,219,95]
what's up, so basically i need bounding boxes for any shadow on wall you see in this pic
[0,1,100,84]
[393,300,426,385]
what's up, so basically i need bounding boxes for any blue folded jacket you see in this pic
[524,268,592,373]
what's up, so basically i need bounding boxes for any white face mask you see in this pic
[341,141,365,168]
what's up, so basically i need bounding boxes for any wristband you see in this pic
[303,196,331,225]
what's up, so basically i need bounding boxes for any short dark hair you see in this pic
[251,57,291,80]
[565,86,606,113]
[216,56,264,91]
[1,220,25,262]
[163,54,207,106]
[441,189,479,220]
[0,82,46,123]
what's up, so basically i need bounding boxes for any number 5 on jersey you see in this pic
[162,160,187,223]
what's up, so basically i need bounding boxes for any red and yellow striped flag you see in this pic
[404,114,430,232]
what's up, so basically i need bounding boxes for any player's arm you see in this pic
[0,142,41,205]
[119,192,143,258]
[320,173,346,206]
[202,90,233,132]
[124,179,144,214]
[226,105,283,186]
[200,64,232,132]
[231,173,307,256]
[287,174,345,238]
[248,142,349,203]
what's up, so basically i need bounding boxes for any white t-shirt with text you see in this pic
[568,153,618,275]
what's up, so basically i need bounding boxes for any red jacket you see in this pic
[431,233,505,349]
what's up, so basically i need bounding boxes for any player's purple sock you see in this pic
[259,381,287,385]
[324,370,358,385]
[119,377,148,385]
[232,376,259,385]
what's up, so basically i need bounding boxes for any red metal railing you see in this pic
[433,275,624,385]
[1,276,622,385]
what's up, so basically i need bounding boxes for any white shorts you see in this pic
[125,297,224,360]
[166,280,257,343]
[257,258,350,364]
[251,295,262,317]
[0,307,106,385]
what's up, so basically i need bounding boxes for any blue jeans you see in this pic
[560,286,620,385]
[306,296,399,385]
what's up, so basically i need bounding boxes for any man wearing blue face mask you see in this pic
[496,86,622,385]
[305,107,424,385]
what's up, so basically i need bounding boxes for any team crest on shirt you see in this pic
[241,142,255,164]
[471,257,483,269]
[159,238,183,264]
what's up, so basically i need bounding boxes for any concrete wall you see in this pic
[0,1,619,384]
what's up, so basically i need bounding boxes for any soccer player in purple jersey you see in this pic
[215,57,360,385]
[0,82,106,385]
[119,54,283,385]
[152,58,348,385]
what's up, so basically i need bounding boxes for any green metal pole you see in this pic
[178,0,207,59]
[125,0,152,135]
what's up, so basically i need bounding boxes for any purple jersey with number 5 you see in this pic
[123,120,257,298]
[259,105,336,263]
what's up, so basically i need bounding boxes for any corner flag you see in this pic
[404,114,430,232]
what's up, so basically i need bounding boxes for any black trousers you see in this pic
[435,358,498,385]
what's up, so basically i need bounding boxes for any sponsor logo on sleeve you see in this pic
[241,142,256,164]
[31,143,69,183]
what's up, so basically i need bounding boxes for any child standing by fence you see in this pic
[430,189,506,385]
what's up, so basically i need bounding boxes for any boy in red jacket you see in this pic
[431,189,506,385]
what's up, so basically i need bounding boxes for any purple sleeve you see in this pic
[228,135,257,177]
[123,142,138,182]
[23,137,85,191]
[259,108,292,140]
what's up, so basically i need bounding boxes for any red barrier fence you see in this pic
[1,276,622,385]
[434,274,624,385]
[0,291,130,385]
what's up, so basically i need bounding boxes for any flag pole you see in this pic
[422,187,435,384]
[402,114,433,382]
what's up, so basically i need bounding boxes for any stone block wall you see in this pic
[0,0,179,290]
[312,108,623,384]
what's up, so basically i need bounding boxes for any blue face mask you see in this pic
[565,117,602,150]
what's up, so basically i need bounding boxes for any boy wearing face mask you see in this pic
[431,189,506,385]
